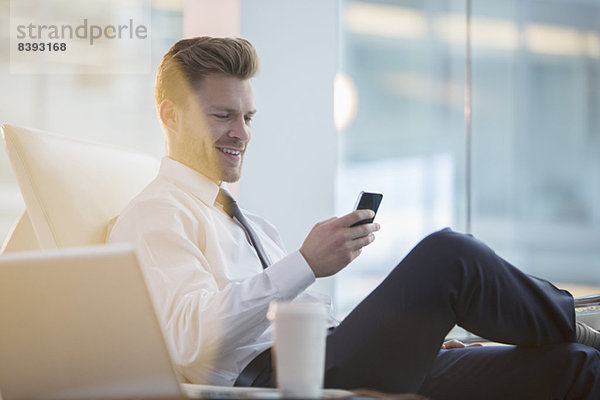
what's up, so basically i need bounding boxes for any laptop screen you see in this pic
[0,244,184,400]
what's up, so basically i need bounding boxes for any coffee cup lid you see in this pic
[267,301,328,320]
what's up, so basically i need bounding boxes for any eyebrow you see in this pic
[208,106,257,115]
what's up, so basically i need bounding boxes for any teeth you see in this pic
[220,148,241,155]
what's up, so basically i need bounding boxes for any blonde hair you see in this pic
[154,36,259,107]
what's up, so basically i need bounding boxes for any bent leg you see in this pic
[324,228,577,393]
[418,344,600,400]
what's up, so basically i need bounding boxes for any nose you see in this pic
[228,116,250,142]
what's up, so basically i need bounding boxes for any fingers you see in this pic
[441,339,465,349]
[349,232,375,251]
[350,248,362,260]
[343,211,380,251]
[337,209,375,227]
[442,339,484,349]
[348,222,380,240]
[320,211,380,236]
[303,211,379,276]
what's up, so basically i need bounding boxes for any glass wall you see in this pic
[470,0,600,293]
[335,0,600,317]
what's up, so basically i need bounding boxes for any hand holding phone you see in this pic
[299,191,383,277]
[351,191,383,227]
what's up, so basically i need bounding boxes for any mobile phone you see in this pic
[351,191,383,227]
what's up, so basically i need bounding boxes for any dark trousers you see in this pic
[258,229,600,399]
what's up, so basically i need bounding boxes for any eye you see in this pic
[244,115,253,125]
[213,114,229,120]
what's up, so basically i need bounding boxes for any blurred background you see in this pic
[1,0,599,323]
[335,0,600,318]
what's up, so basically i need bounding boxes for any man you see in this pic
[108,37,600,399]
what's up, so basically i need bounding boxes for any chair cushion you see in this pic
[2,124,159,249]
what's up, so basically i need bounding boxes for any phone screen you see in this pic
[351,191,383,227]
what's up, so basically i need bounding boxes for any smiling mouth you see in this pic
[218,147,242,156]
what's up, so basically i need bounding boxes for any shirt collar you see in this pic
[158,157,221,207]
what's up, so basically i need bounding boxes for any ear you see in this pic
[158,99,181,133]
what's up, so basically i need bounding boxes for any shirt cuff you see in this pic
[265,250,316,301]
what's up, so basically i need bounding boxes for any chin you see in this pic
[220,164,243,183]
[223,175,241,183]
[221,171,242,183]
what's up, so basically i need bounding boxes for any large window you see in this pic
[335,0,600,317]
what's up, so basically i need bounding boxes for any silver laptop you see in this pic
[0,244,185,400]
[0,244,352,400]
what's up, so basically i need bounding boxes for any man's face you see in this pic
[178,74,255,183]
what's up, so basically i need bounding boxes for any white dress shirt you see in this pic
[108,157,336,386]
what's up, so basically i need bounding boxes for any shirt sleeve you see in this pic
[108,196,316,371]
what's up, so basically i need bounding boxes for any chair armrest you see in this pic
[574,294,600,309]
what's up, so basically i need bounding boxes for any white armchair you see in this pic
[1,124,160,252]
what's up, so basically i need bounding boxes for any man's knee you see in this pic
[418,228,481,256]
[409,228,492,275]
[382,228,484,297]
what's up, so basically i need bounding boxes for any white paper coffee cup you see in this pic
[267,301,328,398]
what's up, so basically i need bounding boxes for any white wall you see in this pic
[239,0,339,252]
[239,1,339,295]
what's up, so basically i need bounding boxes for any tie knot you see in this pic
[217,188,238,218]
